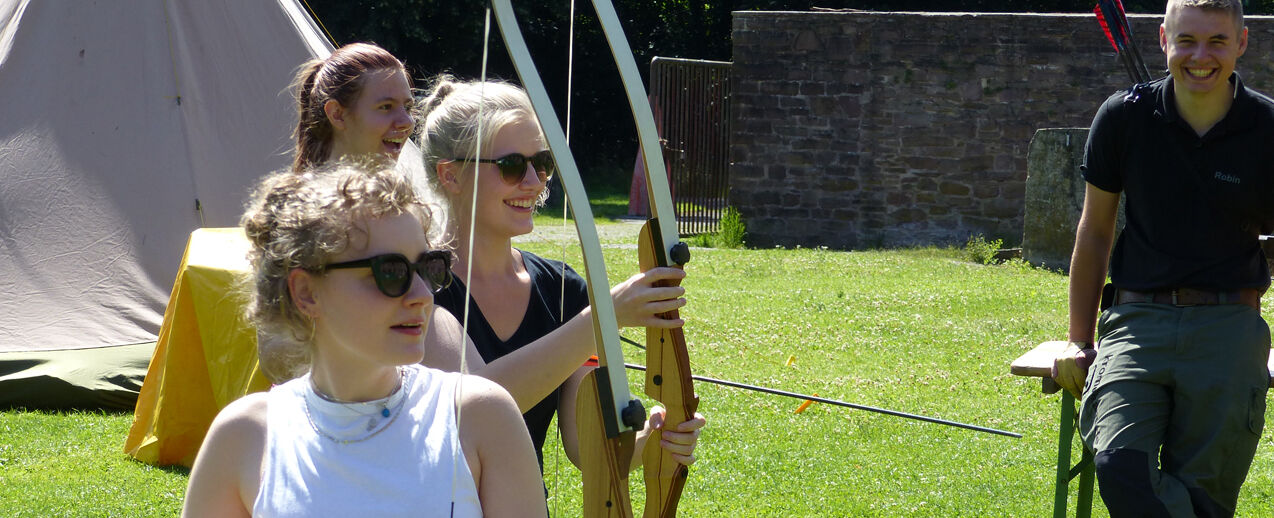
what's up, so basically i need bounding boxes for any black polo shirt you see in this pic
[1082,74,1274,291]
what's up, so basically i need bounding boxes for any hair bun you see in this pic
[418,74,460,119]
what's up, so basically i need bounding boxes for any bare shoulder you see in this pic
[183,392,270,518]
[208,392,270,438]
[455,375,522,432]
[453,374,519,479]
[429,306,464,341]
[197,392,269,474]
[455,374,516,413]
[422,308,465,370]
[451,374,546,515]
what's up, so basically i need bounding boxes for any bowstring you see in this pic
[449,7,492,516]
[550,1,576,514]
[454,3,584,513]
[561,0,576,314]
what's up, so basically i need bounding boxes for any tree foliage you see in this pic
[304,1,760,178]
[302,0,1274,181]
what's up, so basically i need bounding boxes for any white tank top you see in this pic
[252,364,482,517]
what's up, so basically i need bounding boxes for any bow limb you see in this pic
[588,2,699,516]
[489,2,644,516]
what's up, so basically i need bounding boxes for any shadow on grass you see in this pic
[542,172,636,223]
[543,193,633,222]
[1,406,134,415]
[151,463,192,476]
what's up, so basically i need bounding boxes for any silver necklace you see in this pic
[303,367,409,445]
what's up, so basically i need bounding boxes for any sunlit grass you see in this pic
[5,217,1274,516]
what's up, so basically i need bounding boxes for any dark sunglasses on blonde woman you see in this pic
[453,150,555,185]
[323,250,453,297]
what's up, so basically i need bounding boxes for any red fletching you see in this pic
[1095,0,1152,84]
[1095,0,1130,51]
[1094,5,1118,51]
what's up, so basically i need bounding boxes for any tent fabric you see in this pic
[0,342,153,410]
[0,0,328,354]
[0,0,333,409]
[125,228,270,467]
[0,0,436,426]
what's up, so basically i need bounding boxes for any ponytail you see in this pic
[289,43,406,172]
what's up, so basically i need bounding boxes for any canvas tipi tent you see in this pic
[0,0,333,408]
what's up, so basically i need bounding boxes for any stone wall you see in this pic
[730,12,1274,249]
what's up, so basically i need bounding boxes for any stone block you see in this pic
[973,184,999,199]
[1022,128,1125,271]
[821,178,859,192]
[891,207,927,223]
[938,181,971,196]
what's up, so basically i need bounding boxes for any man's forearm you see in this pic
[1068,241,1108,344]
[1068,186,1119,343]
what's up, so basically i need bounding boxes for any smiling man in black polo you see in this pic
[1053,0,1274,516]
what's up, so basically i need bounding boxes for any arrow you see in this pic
[616,355,1021,439]
[1095,0,1153,83]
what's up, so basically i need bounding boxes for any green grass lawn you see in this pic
[4,216,1274,516]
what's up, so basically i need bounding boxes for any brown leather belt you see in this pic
[1115,288,1262,310]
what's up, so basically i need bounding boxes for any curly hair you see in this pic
[240,162,432,380]
[415,74,551,219]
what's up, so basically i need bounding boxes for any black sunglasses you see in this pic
[454,150,555,185]
[323,250,453,297]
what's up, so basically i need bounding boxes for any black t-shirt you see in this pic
[1082,75,1274,291]
[432,250,590,470]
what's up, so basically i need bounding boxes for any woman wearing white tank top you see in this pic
[181,165,545,517]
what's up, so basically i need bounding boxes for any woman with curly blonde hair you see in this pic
[182,165,544,517]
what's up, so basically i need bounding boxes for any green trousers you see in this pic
[1079,302,1269,517]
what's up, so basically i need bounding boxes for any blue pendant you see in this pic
[381,408,391,418]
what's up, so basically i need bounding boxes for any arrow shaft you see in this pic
[1096,0,1152,83]
[620,361,1020,438]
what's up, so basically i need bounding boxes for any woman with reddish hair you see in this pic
[290,42,414,172]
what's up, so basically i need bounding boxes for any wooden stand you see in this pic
[1010,341,1094,518]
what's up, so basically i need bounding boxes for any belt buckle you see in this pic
[1171,289,1180,306]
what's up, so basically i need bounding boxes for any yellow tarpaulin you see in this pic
[125,228,270,467]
